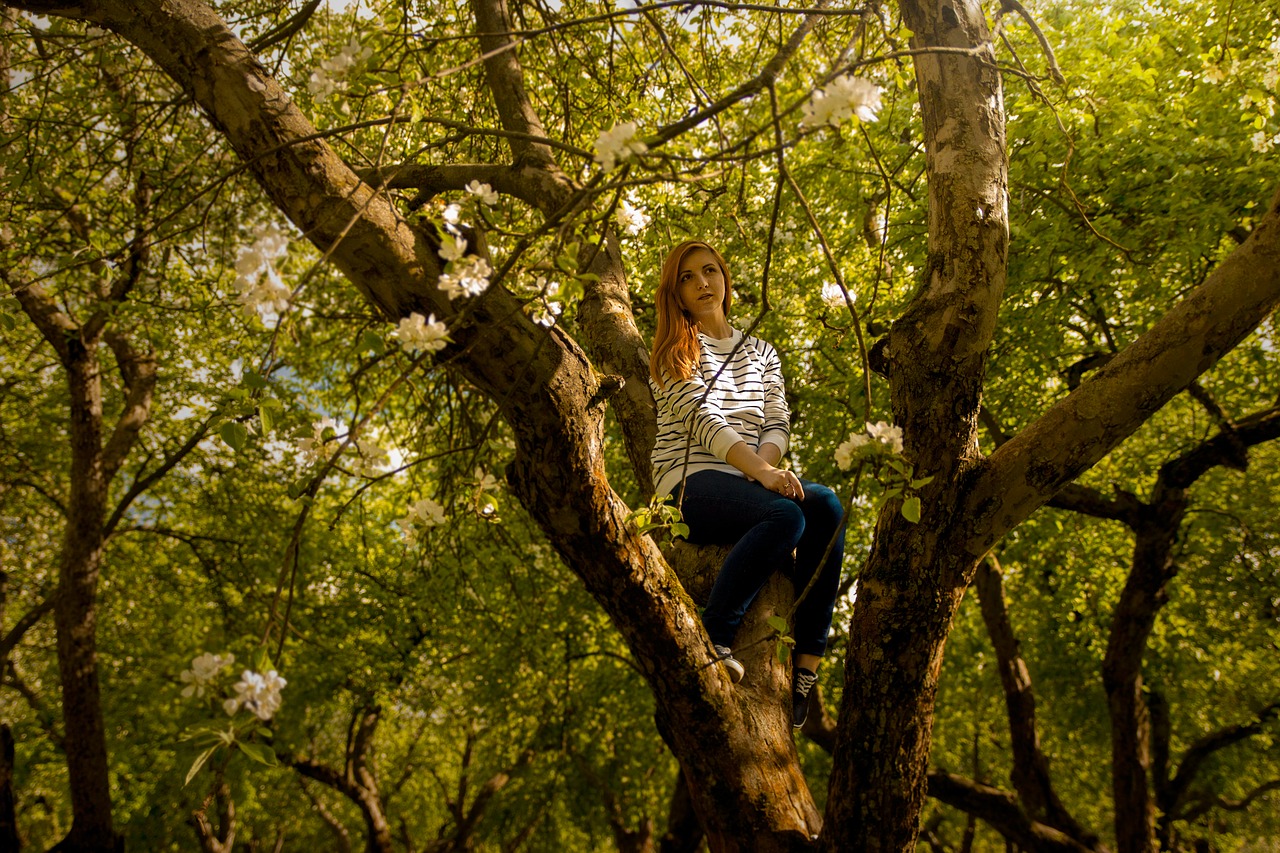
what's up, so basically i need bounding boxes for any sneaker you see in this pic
[792,667,818,728]
[713,645,745,683]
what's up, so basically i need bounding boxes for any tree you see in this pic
[2,0,1278,849]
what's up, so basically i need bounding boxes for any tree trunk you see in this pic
[825,0,1009,847]
[47,349,121,853]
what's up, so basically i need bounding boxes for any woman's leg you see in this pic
[790,480,846,659]
[677,471,807,650]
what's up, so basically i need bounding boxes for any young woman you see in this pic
[649,240,846,727]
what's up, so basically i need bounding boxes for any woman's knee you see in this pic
[803,482,845,528]
[765,497,807,538]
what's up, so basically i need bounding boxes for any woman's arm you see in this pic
[726,441,803,499]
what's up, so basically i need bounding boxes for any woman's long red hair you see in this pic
[650,241,733,389]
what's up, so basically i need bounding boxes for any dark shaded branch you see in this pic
[0,594,56,663]
[1164,701,1280,819]
[927,771,1095,853]
[975,555,1099,848]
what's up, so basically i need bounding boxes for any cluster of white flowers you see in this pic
[835,420,904,471]
[1266,37,1280,89]
[233,224,292,319]
[466,180,499,206]
[616,197,650,236]
[800,75,883,129]
[353,439,389,478]
[393,312,450,354]
[529,277,563,328]
[822,282,852,308]
[224,669,287,721]
[180,652,235,699]
[439,255,494,300]
[435,212,493,300]
[397,497,447,544]
[308,37,372,98]
[594,121,648,171]
[297,417,339,465]
[1251,130,1280,153]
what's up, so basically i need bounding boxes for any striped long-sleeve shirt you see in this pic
[650,328,791,498]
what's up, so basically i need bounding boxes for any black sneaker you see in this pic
[792,667,818,728]
[713,645,745,683]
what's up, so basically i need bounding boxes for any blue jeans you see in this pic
[675,471,846,658]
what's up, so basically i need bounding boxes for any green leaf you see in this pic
[777,642,790,665]
[910,476,935,489]
[236,741,278,767]
[671,523,690,539]
[766,615,789,634]
[0,312,15,332]
[361,329,386,354]
[242,370,269,390]
[258,399,282,435]
[901,496,922,524]
[184,745,220,787]
[220,421,248,453]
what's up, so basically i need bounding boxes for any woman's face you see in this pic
[675,246,727,322]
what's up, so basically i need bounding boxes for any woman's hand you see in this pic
[755,466,804,501]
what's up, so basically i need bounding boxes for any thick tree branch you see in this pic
[965,185,1280,555]
[100,330,157,484]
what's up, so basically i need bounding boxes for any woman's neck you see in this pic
[696,318,734,340]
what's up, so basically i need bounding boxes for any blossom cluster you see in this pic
[308,37,372,98]
[179,653,288,721]
[393,312,450,355]
[800,75,883,130]
[233,224,292,320]
[616,197,650,236]
[296,417,339,465]
[594,121,648,171]
[835,420,904,471]
[529,277,563,328]
[224,669,288,721]
[180,652,235,699]
[352,439,389,478]
[434,206,493,301]
[397,497,447,544]
[466,180,499,206]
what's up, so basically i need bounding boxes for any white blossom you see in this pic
[822,282,851,308]
[397,497,447,543]
[353,439,390,478]
[297,417,339,464]
[225,669,287,721]
[801,75,882,129]
[593,121,648,171]
[442,203,462,228]
[438,232,468,262]
[439,256,493,300]
[835,421,903,469]
[835,433,870,471]
[233,224,293,319]
[466,180,499,205]
[392,312,450,354]
[308,37,372,98]
[616,197,650,236]
[866,420,904,453]
[180,652,235,699]
[530,299,563,327]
